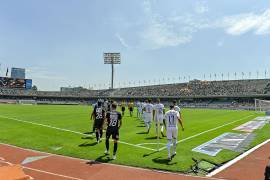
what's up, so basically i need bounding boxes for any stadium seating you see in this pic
[1,79,270,98]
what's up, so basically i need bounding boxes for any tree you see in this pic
[32,85,38,91]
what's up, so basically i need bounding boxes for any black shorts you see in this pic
[94,119,103,129]
[121,107,125,112]
[106,128,119,140]
[129,107,133,112]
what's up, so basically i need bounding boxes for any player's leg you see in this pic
[95,128,99,142]
[99,127,103,139]
[154,118,158,136]
[172,128,178,157]
[112,130,119,160]
[93,120,99,142]
[144,116,149,131]
[105,130,111,154]
[166,128,173,160]
[146,116,151,133]
[159,117,165,137]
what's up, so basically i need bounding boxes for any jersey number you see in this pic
[168,115,175,126]
[109,114,118,127]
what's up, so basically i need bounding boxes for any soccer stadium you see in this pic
[1,1,270,180]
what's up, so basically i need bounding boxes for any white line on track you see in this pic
[0,115,156,152]
[23,167,84,180]
[0,143,222,180]
[159,114,254,151]
[0,159,82,180]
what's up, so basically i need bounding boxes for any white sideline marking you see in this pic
[0,159,82,180]
[159,115,254,151]
[207,138,270,177]
[0,115,156,152]
[0,143,221,180]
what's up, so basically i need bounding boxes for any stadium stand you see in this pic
[0,79,270,109]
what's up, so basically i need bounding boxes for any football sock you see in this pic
[155,123,158,135]
[95,131,99,141]
[167,140,172,157]
[100,129,103,138]
[173,139,177,153]
[113,142,118,155]
[106,139,109,151]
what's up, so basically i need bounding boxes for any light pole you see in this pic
[104,53,121,89]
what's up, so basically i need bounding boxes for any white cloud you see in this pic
[139,1,270,49]
[194,1,209,14]
[221,9,270,35]
[140,0,208,49]
[141,14,193,49]
[115,33,129,48]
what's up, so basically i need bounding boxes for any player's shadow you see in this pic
[136,131,148,135]
[78,142,98,147]
[152,157,177,165]
[87,154,113,165]
[81,136,94,140]
[145,136,158,140]
[83,132,92,134]
[136,125,145,127]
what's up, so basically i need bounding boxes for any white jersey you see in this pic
[144,103,154,115]
[165,110,180,128]
[154,103,164,117]
[137,102,143,111]
[174,105,181,113]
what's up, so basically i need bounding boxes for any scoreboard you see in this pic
[0,77,32,89]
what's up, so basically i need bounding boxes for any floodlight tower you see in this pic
[104,53,121,89]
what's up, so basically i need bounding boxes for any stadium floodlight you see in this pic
[104,53,121,89]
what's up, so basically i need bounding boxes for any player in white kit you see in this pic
[153,99,165,137]
[143,99,154,133]
[173,100,181,113]
[164,104,184,161]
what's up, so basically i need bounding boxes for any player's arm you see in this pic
[163,113,167,129]
[91,106,96,120]
[177,113,184,131]
[101,110,106,126]
[118,114,122,129]
[105,112,109,127]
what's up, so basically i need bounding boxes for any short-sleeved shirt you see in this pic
[165,110,180,128]
[144,103,154,115]
[106,111,122,130]
[174,105,181,113]
[93,106,105,120]
[154,103,164,116]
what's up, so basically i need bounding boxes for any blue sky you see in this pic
[0,0,270,90]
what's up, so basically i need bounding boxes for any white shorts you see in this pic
[166,127,178,140]
[144,114,152,123]
[155,115,164,124]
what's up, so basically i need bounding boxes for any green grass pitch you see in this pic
[0,104,269,174]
